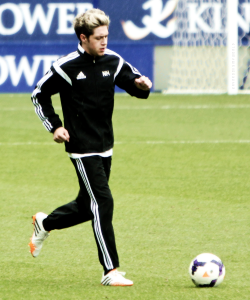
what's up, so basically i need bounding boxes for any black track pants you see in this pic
[43,155,119,272]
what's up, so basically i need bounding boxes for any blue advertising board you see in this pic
[0,0,155,92]
[0,1,94,43]
[99,0,176,45]
[0,42,153,93]
[0,0,176,44]
[0,0,250,92]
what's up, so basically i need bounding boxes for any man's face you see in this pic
[81,26,109,57]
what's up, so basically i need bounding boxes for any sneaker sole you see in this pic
[28,215,37,257]
[101,282,133,286]
[28,239,36,257]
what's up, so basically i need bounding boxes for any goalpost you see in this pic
[227,0,238,95]
[163,0,249,95]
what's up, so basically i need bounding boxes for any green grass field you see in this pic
[0,93,249,299]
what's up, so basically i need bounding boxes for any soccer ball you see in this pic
[188,253,226,287]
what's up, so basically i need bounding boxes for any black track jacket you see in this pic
[31,43,150,153]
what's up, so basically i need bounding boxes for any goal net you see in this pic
[164,0,249,95]
[238,0,250,92]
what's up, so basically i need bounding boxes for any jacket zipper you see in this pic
[93,59,98,104]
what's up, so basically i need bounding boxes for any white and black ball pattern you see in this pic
[189,253,226,287]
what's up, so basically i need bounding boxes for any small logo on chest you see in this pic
[77,71,86,80]
[102,70,110,77]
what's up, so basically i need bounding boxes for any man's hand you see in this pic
[134,76,152,91]
[53,127,70,143]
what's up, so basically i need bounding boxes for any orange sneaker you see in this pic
[28,212,49,258]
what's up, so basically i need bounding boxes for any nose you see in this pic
[102,37,107,45]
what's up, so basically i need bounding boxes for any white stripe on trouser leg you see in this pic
[76,159,114,270]
[76,159,113,270]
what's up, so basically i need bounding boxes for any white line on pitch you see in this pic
[0,107,62,111]
[1,140,250,146]
[2,104,250,111]
[0,142,56,146]
[115,140,250,144]
[114,104,250,110]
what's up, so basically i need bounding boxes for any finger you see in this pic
[135,76,145,83]
[139,77,150,85]
[63,131,70,142]
[54,134,67,143]
[142,77,149,84]
[141,77,152,88]
[54,138,63,143]
[54,136,64,143]
[60,135,68,142]
[144,78,152,88]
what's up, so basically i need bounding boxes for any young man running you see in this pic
[29,8,152,286]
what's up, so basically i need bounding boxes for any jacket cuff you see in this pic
[50,122,63,133]
[131,82,150,99]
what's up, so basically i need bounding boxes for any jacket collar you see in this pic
[77,43,94,60]
[77,43,104,61]
[78,43,85,54]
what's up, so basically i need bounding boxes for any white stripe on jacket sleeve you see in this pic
[31,70,53,132]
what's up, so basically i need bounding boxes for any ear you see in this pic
[80,33,87,43]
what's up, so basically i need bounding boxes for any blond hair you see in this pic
[73,9,110,40]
